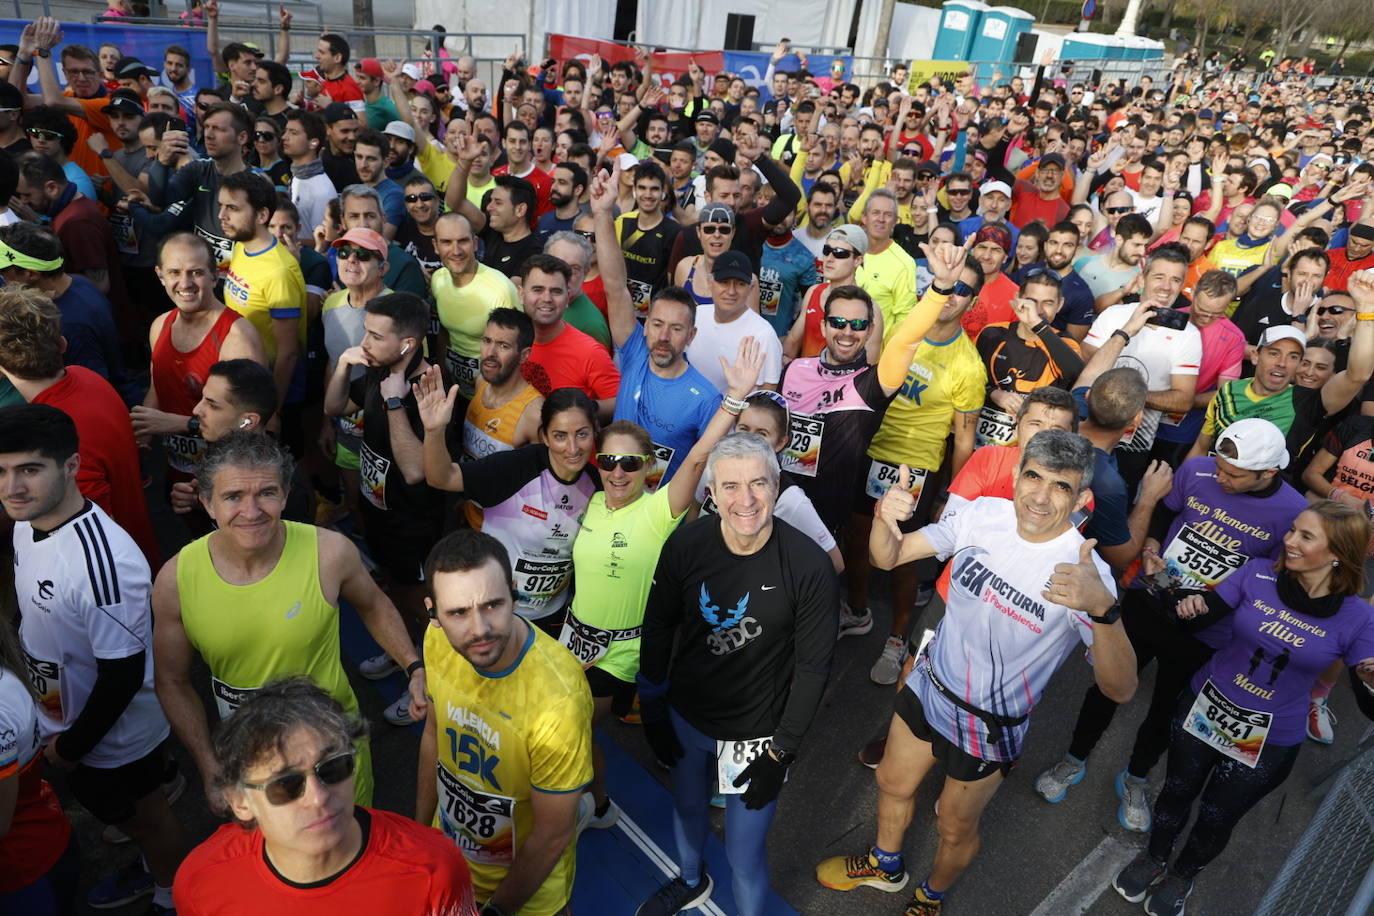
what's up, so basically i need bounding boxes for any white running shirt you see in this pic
[908,497,1114,762]
[14,501,169,767]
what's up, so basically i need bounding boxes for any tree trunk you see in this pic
[352,0,375,57]
[1160,0,1177,31]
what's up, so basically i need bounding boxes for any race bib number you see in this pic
[559,612,614,668]
[975,404,1016,448]
[1162,525,1247,589]
[716,736,771,794]
[758,268,783,317]
[445,348,481,399]
[644,443,674,493]
[1183,680,1270,768]
[865,459,928,502]
[628,278,654,317]
[22,651,62,723]
[1160,409,1187,427]
[436,766,515,866]
[196,225,234,266]
[110,212,138,255]
[211,678,259,719]
[163,432,206,475]
[513,556,573,614]
[780,412,824,477]
[359,441,391,510]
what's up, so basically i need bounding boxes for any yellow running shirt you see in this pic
[856,241,918,343]
[222,238,307,362]
[174,522,372,803]
[868,330,985,472]
[432,263,521,399]
[423,623,592,914]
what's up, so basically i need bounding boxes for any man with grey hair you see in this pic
[816,428,1137,916]
[637,432,837,915]
[544,229,612,349]
[856,188,919,334]
[337,184,428,297]
[152,431,426,818]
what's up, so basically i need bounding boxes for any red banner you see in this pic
[546,34,724,87]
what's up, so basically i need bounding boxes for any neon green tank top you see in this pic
[175,521,373,802]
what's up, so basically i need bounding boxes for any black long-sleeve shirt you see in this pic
[638,516,836,756]
[665,152,802,276]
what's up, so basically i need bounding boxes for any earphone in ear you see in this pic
[401,343,410,355]
[239,419,251,429]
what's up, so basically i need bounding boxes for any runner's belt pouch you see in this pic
[923,651,1028,744]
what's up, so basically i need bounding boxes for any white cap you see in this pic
[1258,325,1307,352]
[1216,417,1289,470]
[401,62,423,81]
[981,179,1012,199]
[616,151,639,171]
[382,120,416,142]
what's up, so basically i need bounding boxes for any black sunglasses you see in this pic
[947,187,972,195]
[1317,305,1350,315]
[25,127,62,139]
[825,315,871,331]
[595,452,650,472]
[254,130,277,142]
[336,245,378,261]
[405,192,436,203]
[1105,206,1134,214]
[700,224,730,235]
[241,751,356,805]
[574,229,596,241]
[822,244,856,259]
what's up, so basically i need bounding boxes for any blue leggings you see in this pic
[668,709,777,916]
[0,831,80,916]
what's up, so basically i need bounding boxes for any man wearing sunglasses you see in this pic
[0,80,28,154]
[175,679,476,913]
[1230,247,1328,347]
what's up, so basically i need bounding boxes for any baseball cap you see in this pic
[298,68,323,84]
[100,88,144,116]
[114,58,157,80]
[354,58,384,80]
[1039,152,1067,171]
[973,222,1013,254]
[915,159,939,177]
[383,120,415,142]
[1258,325,1307,352]
[1198,108,1215,120]
[981,180,1012,199]
[826,224,869,255]
[698,202,736,226]
[1248,157,1270,170]
[1222,111,1239,122]
[708,137,737,163]
[695,111,719,125]
[711,250,752,283]
[1268,182,1295,200]
[616,151,639,171]
[0,82,20,111]
[414,79,436,95]
[323,102,359,124]
[332,227,388,255]
[401,63,423,81]
[1216,417,1289,470]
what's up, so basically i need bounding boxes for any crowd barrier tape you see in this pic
[2,17,216,92]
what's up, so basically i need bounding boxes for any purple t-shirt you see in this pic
[1145,457,1308,592]
[1197,559,1374,745]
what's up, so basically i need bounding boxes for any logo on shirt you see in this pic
[286,601,302,619]
[611,532,628,548]
[36,579,54,600]
[699,584,762,655]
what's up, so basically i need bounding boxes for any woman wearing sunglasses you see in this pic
[415,378,600,635]
[674,203,758,309]
[251,117,291,190]
[568,337,764,827]
[174,678,476,914]
[783,225,875,361]
[1208,198,1284,279]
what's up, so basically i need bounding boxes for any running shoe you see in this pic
[618,694,642,725]
[903,885,943,915]
[382,693,414,726]
[815,851,910,892]
[838,603,875,639]
[858,736,887,769]
[104,769,186,844]
[1144,873,1193,916]
[1308,697,1336,744]
[575,792,595,835]
[636,872,713,915]
[709,792,726,809]
[870,636,907,686]
[1115,770,1152,832]
[358,652,400,680]
[88,862,154,909]
[1034,754,1086,803]
[1112,852,1166,903]
[587,796,621,829]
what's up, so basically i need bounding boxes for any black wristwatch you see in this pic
[931,281,956,296]
[384,395,406,411]
[405,660,425,678]
[1087,602,1123,625]
[186,416,201,436]
[767,744,797,766]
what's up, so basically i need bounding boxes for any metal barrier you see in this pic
[842,54,1168,92]
[93,0,322,30]
[1253,729,1374,916]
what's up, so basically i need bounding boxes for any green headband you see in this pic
[0,238,63,272]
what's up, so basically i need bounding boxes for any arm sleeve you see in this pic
[1035,328,1086,386]
[877,290,951,390]
[756,153,801,227]
[772,553,837,754]
[637,535,685,700]
[774,488,836,553]
[53,652,147,762]
[457,444,545,504]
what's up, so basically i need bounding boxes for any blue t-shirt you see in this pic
[1083,446,1130,549]
[536,208,576,244]
[55,275,141,405]
[759,235,820,336]
[373,177,406,229]
[612,325,721,486]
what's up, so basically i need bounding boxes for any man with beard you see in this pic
[394,173,442,274]
[536,161,587,243]
[491,120,552,214]
[615,159,681,317]
[592,177,720,485]
[1011,221,1095,340]
[220,171,306,409]
[1078,213,1152,312]
[462,307,543,459]
[353,129,404,238]
[517,253,619,414]
[1326,218,1374,292]
[282,109,333,241]
[1230,247,1327,345]
[796,183,839,261]
[321,102,361,190]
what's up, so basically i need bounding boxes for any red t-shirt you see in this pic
[1325,247,1374,292]
[0,750,71,893]
[492,162,554,219]
[33,366,159,570]
[321,72,364,105]
[1009,180,1069,229]
[173,808,477,916]
[522,322,621,398]
[959,272,1018,340]
[799,283,830,358]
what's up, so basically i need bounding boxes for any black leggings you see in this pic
[1068,589,1215,776]
[1148,700,1301,878]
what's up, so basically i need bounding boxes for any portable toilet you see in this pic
[1059,31,1113,66]
[933,0,989,61]
[970,6,1035,64]
[1120,35,1147,61]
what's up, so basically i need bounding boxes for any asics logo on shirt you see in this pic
[286,601,302,619]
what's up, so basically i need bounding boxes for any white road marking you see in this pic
[1028,834,1143,916]
[617,810,729,916]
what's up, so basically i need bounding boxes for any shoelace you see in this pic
[845,853,885,877]
[1121,779,1148,810]
[1050,759,1081,781]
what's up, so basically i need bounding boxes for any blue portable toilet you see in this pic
[1059,31,1112,66]
[933,0,989,61]
[970,6,1035,64]
[1121,35,1147,61]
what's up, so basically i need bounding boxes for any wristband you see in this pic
[15,55,31,68]
[1358,313,1374,322]
[930,282,955,296]
[721,395,747,416]
[1111,328,1132,346]
[1030,320,1050,335]
[405,660,425,678]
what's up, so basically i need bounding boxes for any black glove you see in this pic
[640,699,683,768]
[732,749,788,810]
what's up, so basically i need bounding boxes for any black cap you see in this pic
[711,250,752,283]
[695,110,719,124]
[0,81,21,111]
[1039,152,1067,170]
[915,159,939,177]
[708,137,736,163]
[100,88,144,116]
[323,102,359,124]
[114,57,157,80]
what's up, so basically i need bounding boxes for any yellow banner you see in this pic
[907,60,971,94]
